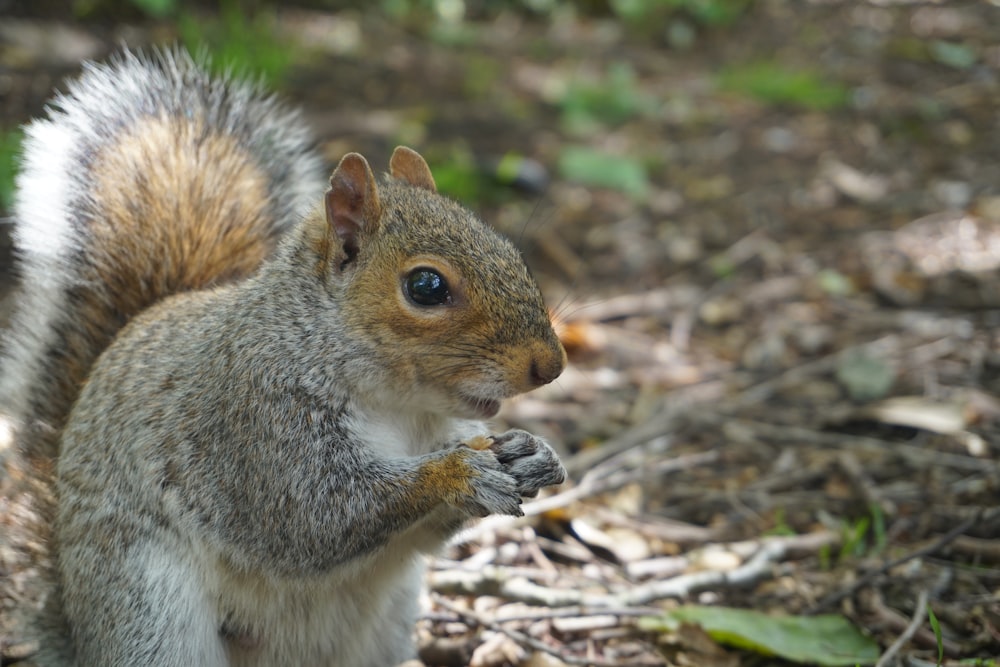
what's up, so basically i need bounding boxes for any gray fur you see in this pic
[1,48,323,439]
[5,50,566,667]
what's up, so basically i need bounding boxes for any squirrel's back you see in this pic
[1,49,324,451]
[0,50,323,660]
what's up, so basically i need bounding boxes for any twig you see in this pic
[431,595,662,667]
[491,606,662,623]
[430,566,585,607]
[950,535,1000,562]
[859,587,963,657]
[729,335,899,407]
[535,229,586,282]
[696,416,1000,473]
[563,380,725,476]
[589,508,716,545]
[837,450,895,515]
[435,532,839,610]
[875,589,930,667]
[809,511,983,614]
[455,450,719,544]
[597,531,840,607]
[558,285,697,324]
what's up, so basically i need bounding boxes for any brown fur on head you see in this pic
[319,147,566,419]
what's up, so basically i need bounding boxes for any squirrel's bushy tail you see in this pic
[0,49,323,661]
[1,49,323,449]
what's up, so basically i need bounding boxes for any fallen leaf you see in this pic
[639,605,879,666]
[835,350,895,402]
[557,146,649,199]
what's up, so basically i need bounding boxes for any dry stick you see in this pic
[701,416,999,473]
[455,450,719,544]
[874,588,930,667]
[430,567,585,607]
[557,283,697,324]
[563,377,727,478]
[729,335,899,407]
[435,532,839,609]
[492,606,663,623]
[562,405,681,477]
[808,511,983,614]
[951,535,1000,562]
[729,334,960,410]
[559,230,769,325]
[596,531,840,607]
[859,587,963,657]
[431,595,662,667]
[837,450,895,515]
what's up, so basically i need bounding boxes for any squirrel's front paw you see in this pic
[459,449,524,518]
[489,430,566,498]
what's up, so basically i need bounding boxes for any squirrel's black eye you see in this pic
[405,269,451,306]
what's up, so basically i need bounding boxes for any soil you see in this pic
[1,2,998,665]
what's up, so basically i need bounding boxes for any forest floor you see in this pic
[1,1,999,666]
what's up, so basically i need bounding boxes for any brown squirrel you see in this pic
[0,49,566,666]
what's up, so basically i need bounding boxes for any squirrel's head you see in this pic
[306,147,565,419]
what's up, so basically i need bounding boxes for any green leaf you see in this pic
[559,61,653,132]
[835,349,895,402]
[130,0,177,18]
[0,128,23,214]
[640,606,879,666]
[429,162,481,203]
[817,268,853,297]
[558,146,649,199]
[929,41,977,69]
[840,516,870,560]
[718,61,849,110]
[870,503,886,554]
[179,0,295,88]
[927,604,943,666]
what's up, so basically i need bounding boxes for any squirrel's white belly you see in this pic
[212,550,424,666]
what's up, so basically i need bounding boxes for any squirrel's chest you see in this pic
[344,410,466,458]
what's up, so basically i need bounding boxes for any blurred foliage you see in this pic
[552,63,654,201]
[86,0,754,37]
[0,129,23,214]
[426,146,484,203]
[1,0,757,205]
[718,61,849,111]
[888,37,979,70]
[558,146,649,200]
[610,0,749,27]
[9,0,759,88]
[816,268,854,297]
[559,62,655,134]
[56,0,297,85]
[430,149,548,204]
[178,1,296,86]
[9,0,758,42]
[424,145,518,205]
[128,0,175,18]
[839,515,871,561]
[928,40,978,69]
[372,0,751,25]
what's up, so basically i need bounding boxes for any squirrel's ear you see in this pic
[325,153,382,269]
[389,146,437,193]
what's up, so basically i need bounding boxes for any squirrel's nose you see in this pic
[528,344,566,388]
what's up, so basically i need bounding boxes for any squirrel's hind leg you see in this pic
[58,527,226,667]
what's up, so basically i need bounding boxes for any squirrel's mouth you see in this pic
[461,395,501,419]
